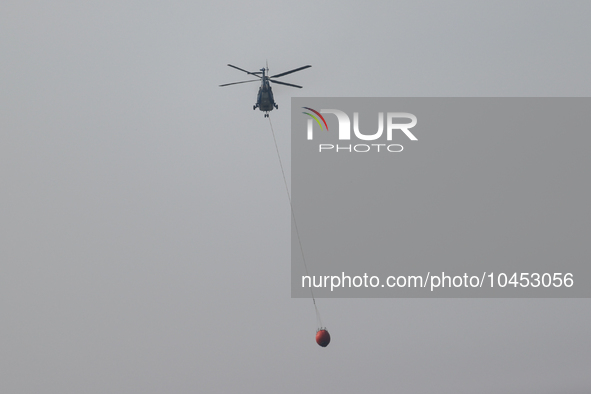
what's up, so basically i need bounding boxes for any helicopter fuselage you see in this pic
[256,80,275,112]
[253,69,278,116]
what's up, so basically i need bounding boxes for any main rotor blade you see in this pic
[269,79,302,88]
[270,65,311,78]
[227,64,262,76]
[219,79,260,87]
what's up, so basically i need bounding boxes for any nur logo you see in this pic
[302,107,418,153]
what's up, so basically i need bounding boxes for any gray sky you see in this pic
[1,1,590,393]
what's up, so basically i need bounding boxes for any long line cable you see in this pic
[267,115,323,329]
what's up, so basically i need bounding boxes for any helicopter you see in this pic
[219,63,311,117]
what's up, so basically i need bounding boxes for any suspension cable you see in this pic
[267,115,323,329]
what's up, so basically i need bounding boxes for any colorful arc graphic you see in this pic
[302,111,323,130]
[302,107,328,131]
